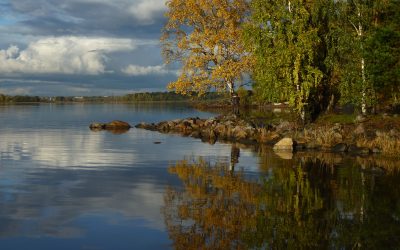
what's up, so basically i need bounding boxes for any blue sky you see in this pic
[0,0,178,96]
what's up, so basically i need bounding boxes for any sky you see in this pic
[0,0,179,96]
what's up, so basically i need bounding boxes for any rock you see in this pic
[273,138,294,151]
[104,120,131,129]
[348,145,371,155]
[91,120,131,133]
[89,122,106,130]
[332,143,348,153]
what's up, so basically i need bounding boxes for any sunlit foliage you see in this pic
[161,0,254,97]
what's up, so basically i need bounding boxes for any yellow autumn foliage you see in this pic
[161,0,254,96]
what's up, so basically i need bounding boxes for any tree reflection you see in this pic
[163,149,400,249]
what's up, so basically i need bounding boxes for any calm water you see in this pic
[0,104,400,249]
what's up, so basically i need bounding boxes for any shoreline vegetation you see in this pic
[133,104,400,158]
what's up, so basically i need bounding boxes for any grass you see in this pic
[302,125,342,147]
[357,132,400,157]
[316,113,356,125]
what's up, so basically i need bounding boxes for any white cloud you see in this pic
[129,0,167,23]
[0,36,136,75]
[122,64,178,76]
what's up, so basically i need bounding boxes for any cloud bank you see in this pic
[122,64,177,76]
[0,36,136,75]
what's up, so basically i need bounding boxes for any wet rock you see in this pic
[135,122,157,130]
[348,145,371,155]
[90,120,131,133]
[332,143,348,153]
[104,120,131,129]
[89,122,106,130]
[273,138,294,151]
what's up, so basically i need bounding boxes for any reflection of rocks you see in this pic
[274,151,293,160]
[90,120,131,134]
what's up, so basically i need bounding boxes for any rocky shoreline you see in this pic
[134,115,400,156]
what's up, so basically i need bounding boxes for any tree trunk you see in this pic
[227,81,240,115]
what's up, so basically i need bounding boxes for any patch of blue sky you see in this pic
[0,6,28,26]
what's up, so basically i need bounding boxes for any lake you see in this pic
[0,104,399,249]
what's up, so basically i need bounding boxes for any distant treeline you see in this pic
[0,92,227,104]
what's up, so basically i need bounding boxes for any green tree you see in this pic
[334,0,400,113]
[245,0,335,121]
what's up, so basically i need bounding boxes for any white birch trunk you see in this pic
[357,5,367,115]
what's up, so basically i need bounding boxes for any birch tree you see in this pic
[245,0,332,121]
[161,0,253,100]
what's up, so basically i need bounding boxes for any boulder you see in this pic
[135,122,156,130]
[104,120,131,129]
[89,122,106,130]
[90,120,131,134]
[273,138,294,151]
[332,143,348,153]
[348,145,371,155]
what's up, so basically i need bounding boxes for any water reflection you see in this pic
[163,147,400,249]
